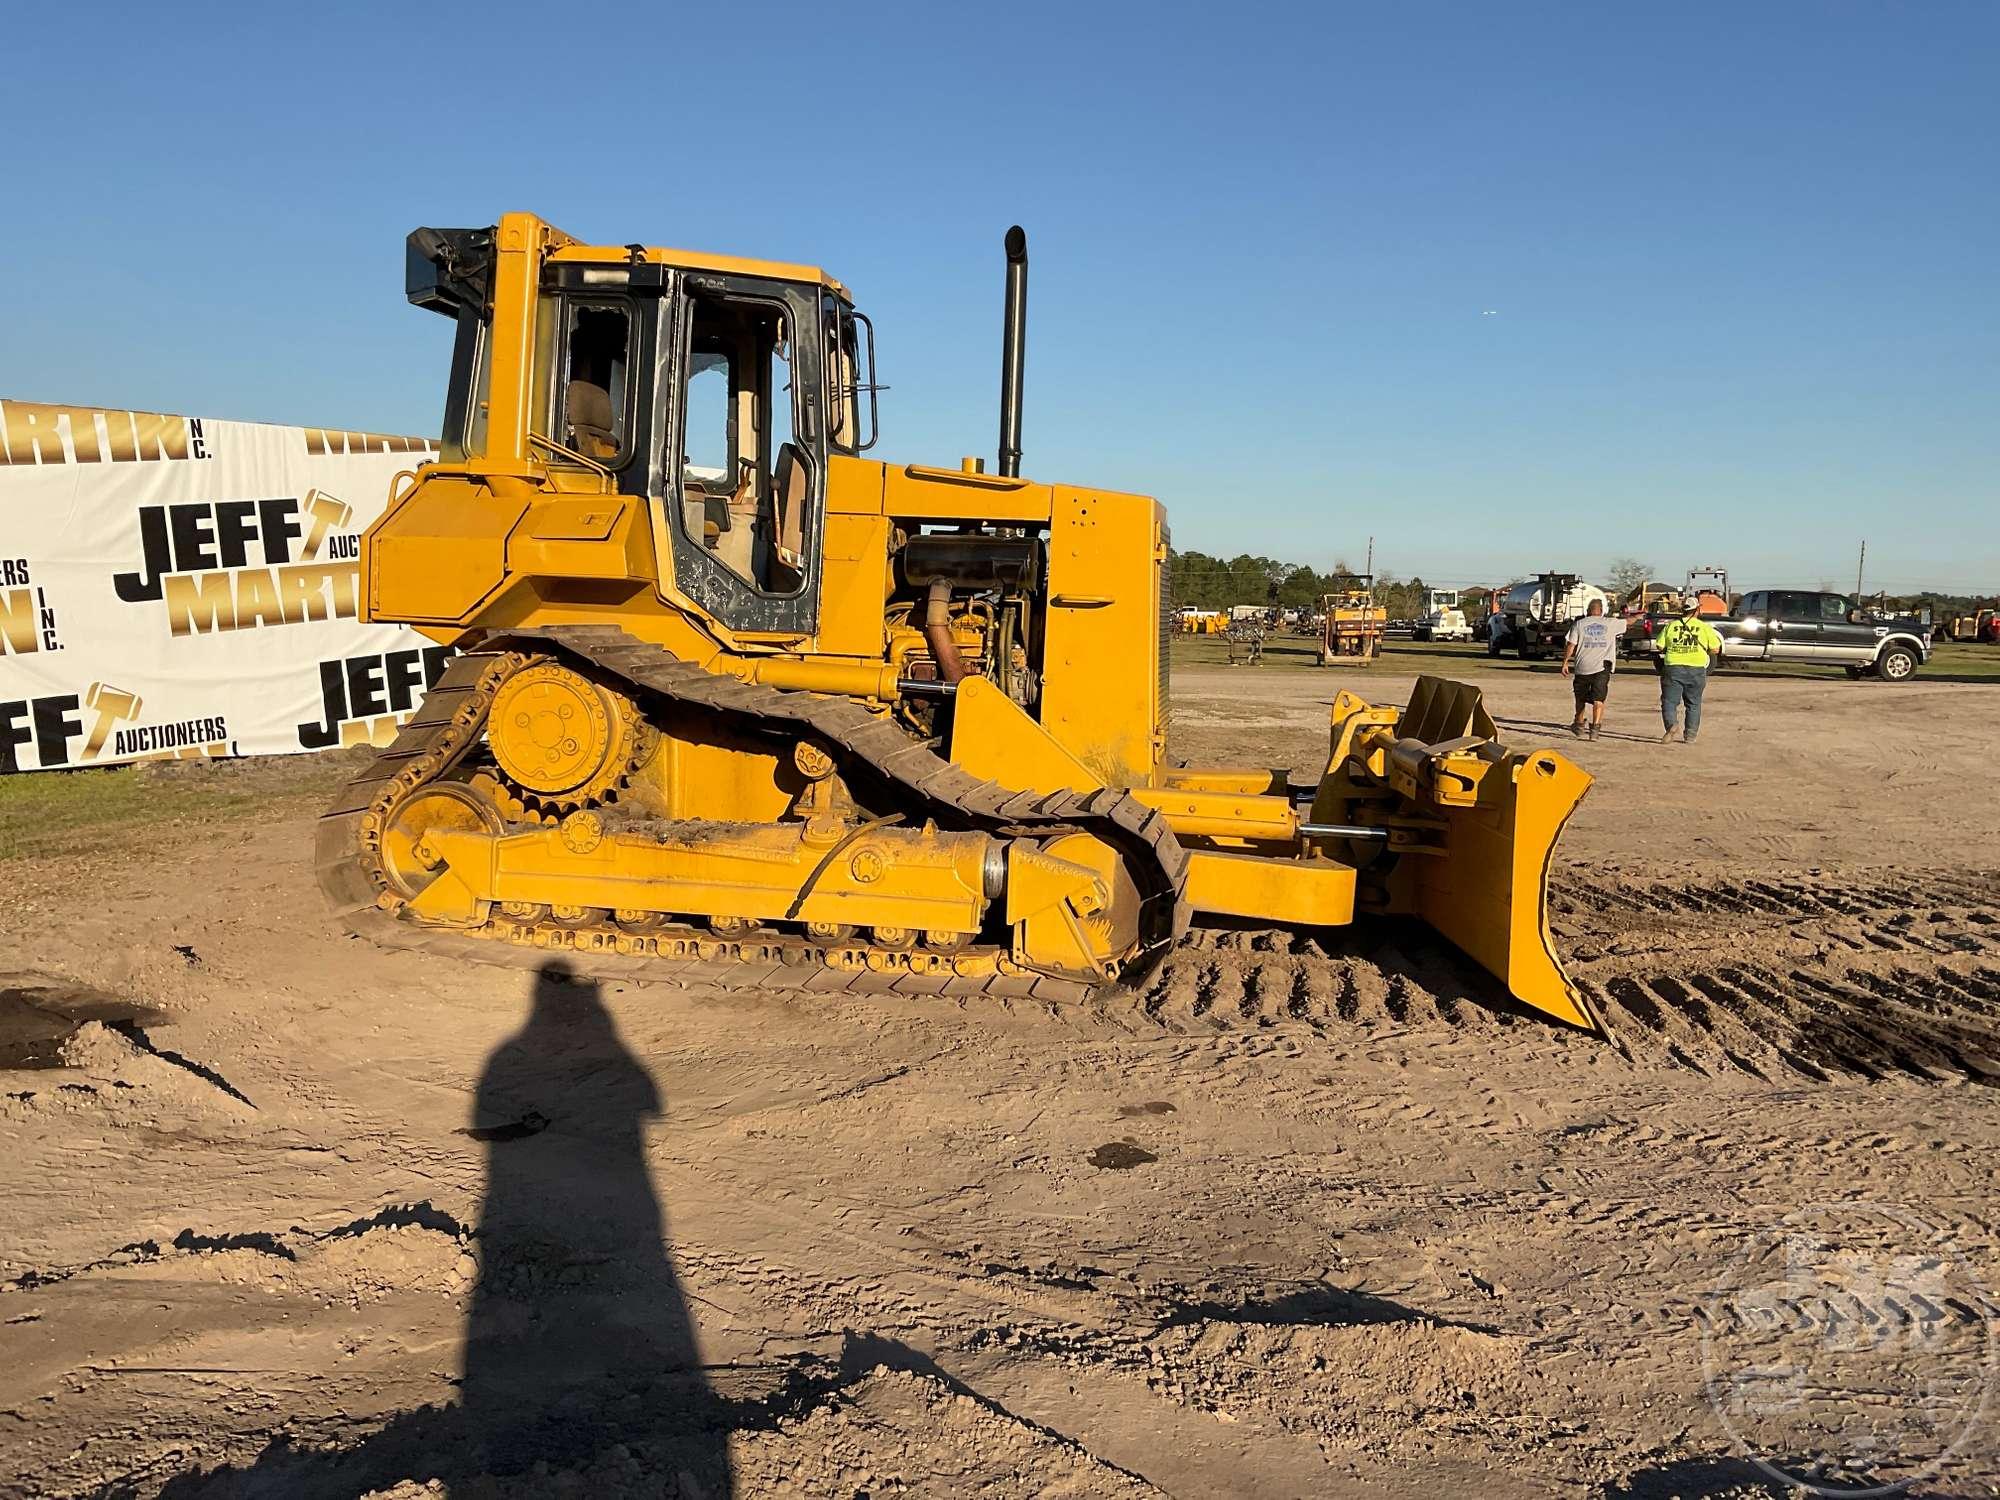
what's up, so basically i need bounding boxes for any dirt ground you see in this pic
[2,653,1997,1499]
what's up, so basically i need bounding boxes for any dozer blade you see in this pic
[1314,676,1598,1032]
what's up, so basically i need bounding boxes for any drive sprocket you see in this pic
[485,659,652,817]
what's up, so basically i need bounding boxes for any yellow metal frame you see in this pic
[410,817,992,936]
[1313,679,1597,1030]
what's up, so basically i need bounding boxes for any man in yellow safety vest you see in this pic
[1656,597,1724,744]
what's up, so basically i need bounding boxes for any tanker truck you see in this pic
[1487,573,1611,661]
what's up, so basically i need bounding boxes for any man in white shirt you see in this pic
[1559,600,1625,741]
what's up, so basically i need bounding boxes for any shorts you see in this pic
[1572,667,1612,705]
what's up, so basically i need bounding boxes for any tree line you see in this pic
[1170,550,1996,622]
[1168,551,1441,620]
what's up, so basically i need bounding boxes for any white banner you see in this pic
[0,399,450,772]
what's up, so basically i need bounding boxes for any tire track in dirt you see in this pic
[1061,871,2000,1085]
[1118,928,1529,1042]
[1563,873,2000,1083]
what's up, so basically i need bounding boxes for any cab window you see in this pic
[683,352,729,485]
[1738,591,1766,617]
[1771,591,1815,620]
[442,309,493,463]
[552,301,633,464]
[677,291,807,594]
[824,297,877,455]
[1818,594,1856,621]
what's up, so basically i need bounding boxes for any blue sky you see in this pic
[6,1,1993,593]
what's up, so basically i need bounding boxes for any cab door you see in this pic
[1730,591,1773,660]
[1813,593,1876,664]
[1766,592,1822,659]
[656,273,827,637]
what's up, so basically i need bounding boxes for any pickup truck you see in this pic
[1628,590,1931,680]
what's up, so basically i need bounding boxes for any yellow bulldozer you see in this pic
[318,214,1598,1031]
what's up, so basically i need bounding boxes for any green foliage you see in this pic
[1167,551,1287,608]
[1276,566,1323,607]
[1170,550,1399,611]
[1606,557,1654,599]
[1898,590,1996,620]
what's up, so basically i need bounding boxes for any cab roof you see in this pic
[529,212,851,300]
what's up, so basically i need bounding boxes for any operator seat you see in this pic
[715,459,761,581]
[566,381,617,459]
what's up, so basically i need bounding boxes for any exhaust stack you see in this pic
[998,226,1027,478]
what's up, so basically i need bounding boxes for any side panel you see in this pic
[824,452,886,516]
[812,454,889,658]
[816,512,892,658]
[365,473,528,625]
[1037,489,1166,785]
[881,465,1054,525]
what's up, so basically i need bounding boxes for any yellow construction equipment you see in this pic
[1940,606,1998,645]
[1318,576,1386,666]
[318,214,1598,1031]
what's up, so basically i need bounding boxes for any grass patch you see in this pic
[1911,643,2000,683]
[1171,636,1505,672]
[1171,634,1338,671]
[1692,642,2000,683]
[0,755,351,863]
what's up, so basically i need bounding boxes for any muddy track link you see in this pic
[317,626,1189,1003]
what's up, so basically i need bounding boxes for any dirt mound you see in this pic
[1117,927,1533,1038]
[346,1367,1159,1500]
[732,1366,1159,1498]
[106,1221,468,1302]
[4,1205,472,1300]
[1,1017,259,1127]
[1143,1318,1570,1460]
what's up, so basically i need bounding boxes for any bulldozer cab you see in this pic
[412,218,877,637]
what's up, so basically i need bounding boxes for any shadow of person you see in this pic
[455,957,730,1489]
[156,958,732,1498]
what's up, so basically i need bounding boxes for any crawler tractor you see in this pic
[319,214,1598,1030]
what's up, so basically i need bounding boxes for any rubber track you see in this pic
[317,625,1190,1003]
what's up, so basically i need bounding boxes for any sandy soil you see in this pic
[2,659,1996,1499]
